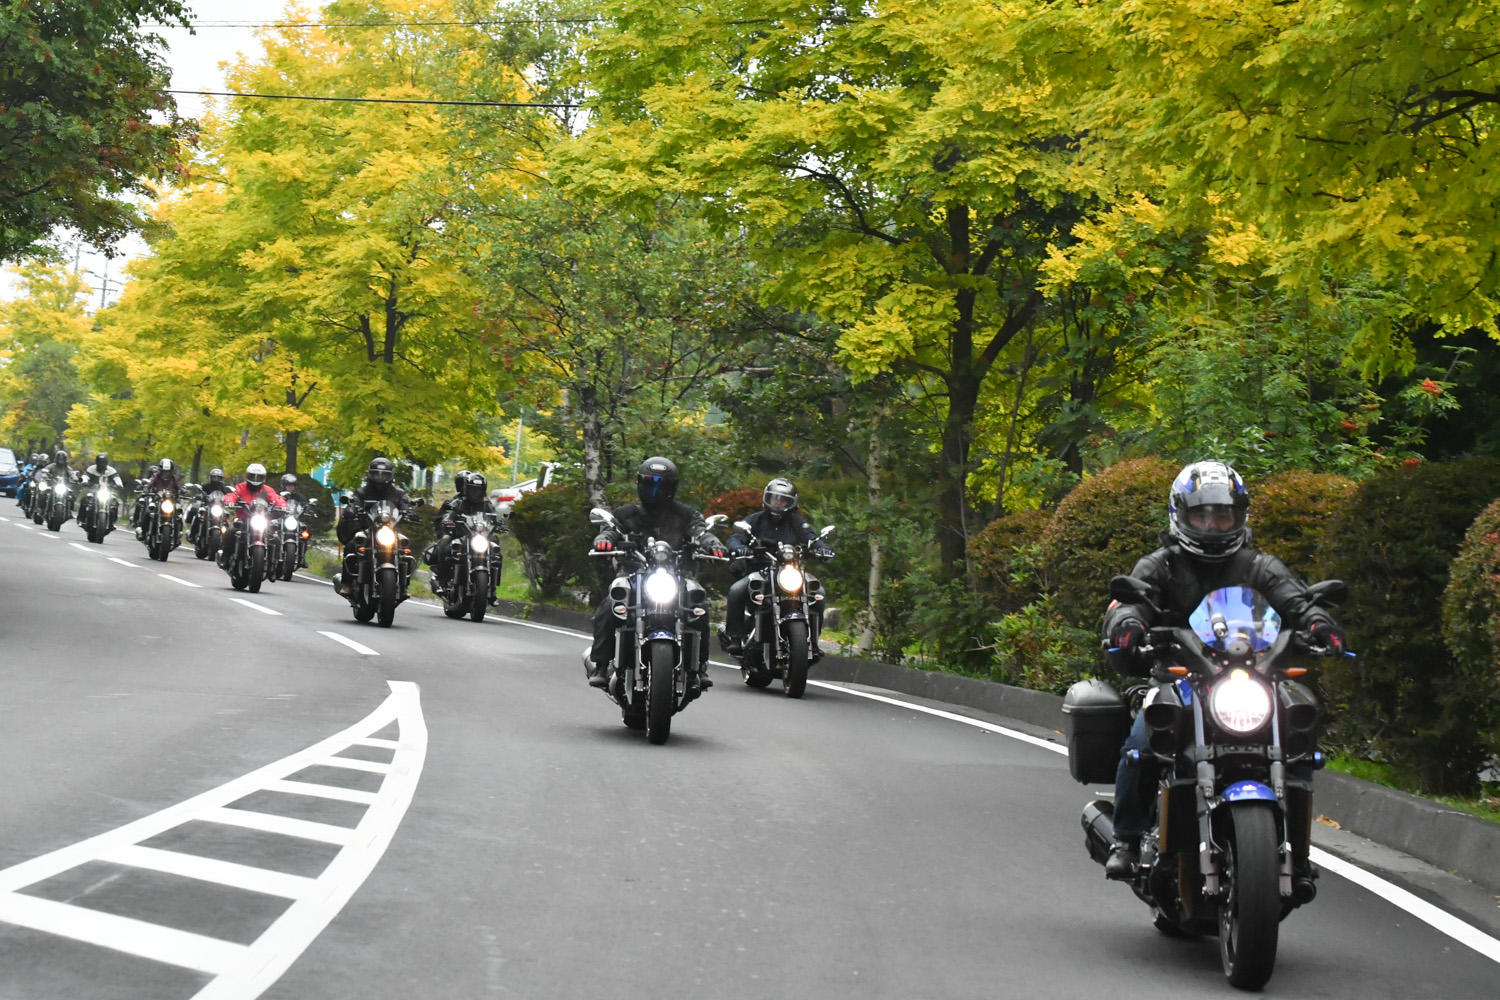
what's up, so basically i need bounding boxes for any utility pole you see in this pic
[512,412,524,486]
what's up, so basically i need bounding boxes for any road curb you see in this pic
[494,598,1500,892]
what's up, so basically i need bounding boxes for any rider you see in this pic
[1100,460,1346,892]
[279,473,312,567]
[130,462,160,528]
[16,452,43,509]
[334,457,416,596]
[431,471,502,595]
[40,448,73,484]
[586,456,727,690]
[719,477,833,657]
[188,467,230,544]
[219,463,286,566]
[81,453,125,527]
[137,458,182,538]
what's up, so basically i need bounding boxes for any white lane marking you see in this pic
[108,556,141,568]
[263,778,379,806]
[806,681,1064,754]
[0,892,248,975]
[315,756,390,774]
[159,573,202,588]
[14,523,32,530]
[35,530,58,538]
[70,542,95,553]
[229,597,281,616]
[0,681,427,994]
[0,515,9,521]
[200,806,354,846]
[96,845,317,900]
[293,572,329,585]
[317,630,379,656]
[354,737,399,750]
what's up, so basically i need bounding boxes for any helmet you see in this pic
[453,470,470,495]
[207,467,225,487]
[463,472,487,504]
[636,456,679,507]
[1168,461,1249,560]
[367,457,395,486]
[246,462,267,487]
[280,473,298,492]
[763,477,798,521]
[159,458,174,474]
[95,453,108,472]
[54,449,68,466]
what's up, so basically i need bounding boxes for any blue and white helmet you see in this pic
[1168,461,1249,560]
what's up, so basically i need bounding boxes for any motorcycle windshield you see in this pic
[1189,587,1281,656]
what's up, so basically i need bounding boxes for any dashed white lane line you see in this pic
[35,530,58,537]
[229,597,281,616]
[317,630,379,656]
[0,515,9,521]
[14,522,32,529]
[159,574,202,588]
[0,681,427,998]
[70,542,95,553]
[108,556,140,568]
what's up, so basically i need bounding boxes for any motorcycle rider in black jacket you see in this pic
[81,453,125,527]
[1100,461,1346,892]
[586,456,727,689]
[430,471,502,593]
[137,458,182,538]
[719,477,832,656]
[334,457,416,596]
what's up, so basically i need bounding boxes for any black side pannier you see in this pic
[1062,679,1131,785]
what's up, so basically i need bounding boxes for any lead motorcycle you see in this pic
[437,510,504,622]
[218,497,275,592]
[719,521,835,697]
[76,481,121,543]
[41,474,74,531]
[1068,576,1348,990]
[580,508,727,744]
[338,497,418,627]
[137,489,183,561]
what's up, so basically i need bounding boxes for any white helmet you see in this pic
[246,463,267,487]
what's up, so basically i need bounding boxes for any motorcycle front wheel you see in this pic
[376,566,398,627]
[645,639,675,745]
[469,569,489,622]
[1218,802,1280,990]
[783,620,810,699]
[247,548,265,593]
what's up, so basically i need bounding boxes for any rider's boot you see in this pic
[1104,838,1139,880]
[586,656,610,689]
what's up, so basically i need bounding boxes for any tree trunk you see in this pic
[938,373,981,570]
[191,444,203,485]
[579,381,606,510]
[858,407,886,653]
[284,430,299,476]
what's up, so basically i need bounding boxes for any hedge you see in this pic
[969,507,1050,616]
[507,482,600,602]
[1247,470,1357,581]
[1442,498,1500,769]
[1320,457,1500,794]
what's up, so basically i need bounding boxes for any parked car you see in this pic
[0,448,22,497]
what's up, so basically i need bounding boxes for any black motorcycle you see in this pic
[76,481,120,544]
[1069,577,1348,990]
[720,522,835,697]
[188,487,231,561]
[580,508,727,744]
[436,510,504,622]
[219,497,275,592]
[41,474,74,531]
[274,496,316,580]
[338,497,417,627]
[137,489,183,561]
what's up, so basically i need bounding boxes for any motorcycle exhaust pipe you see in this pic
[1081,799,1116,866]
[1143,701,1182,757]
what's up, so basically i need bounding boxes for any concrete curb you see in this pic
[496,598,1500,892]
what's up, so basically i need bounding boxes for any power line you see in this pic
[165,89,583,109]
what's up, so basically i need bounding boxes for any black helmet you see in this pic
[463,472,487,504]
[763,477,798,521]
[367,457,395,486]
[453,470,470,495]
[95,453,108,472]
[54,449,68,466]
[280,473,298,492]
[636,456,679,507]
[207,467,225,487]
[159,458,174,474]
[1168,461,1250,561]
[245,462,267,487]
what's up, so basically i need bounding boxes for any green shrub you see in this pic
[987,598,1098,694]
[1442,498,1500,769]
[1321,457,1500,794]
[1248,470,1356,579]
[507,482,599,602]
[970,507,1051,615]
[1039,456,1178,631]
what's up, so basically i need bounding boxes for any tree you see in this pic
[0,0,192,260]
[0,263,89,449]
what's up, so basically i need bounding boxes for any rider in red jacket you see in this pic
[227,463,286,511]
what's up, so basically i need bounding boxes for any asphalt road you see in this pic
[1,512,1496,999]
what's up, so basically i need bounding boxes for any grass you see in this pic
[1326,756,1500,825]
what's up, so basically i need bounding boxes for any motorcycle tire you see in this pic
[194,536,210,560]
[376,566,398,627]
[153,536,170,562]
[469,570,488,623]
[281,551,297,581]
[1218,802,1280,990]
[353,595,376,623]
[783,620,810,699]
[248,548,265,593]
[645,639,675,745]
[231,569,248,591]
[46,516,62,532]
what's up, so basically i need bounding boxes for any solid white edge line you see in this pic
[0,891,248,975]
[108,556,140,568]
[159,573,202,588]
[96,844,316,900]
[228,597,281,616]
[317,630,379,656]
[199,806,354,846]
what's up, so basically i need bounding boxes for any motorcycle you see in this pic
[436,510,504,622]
[137,489,183,561]
[219,497,275,592]
[76,481,120,543]
[580,508,727,744]
[42,475,74,532]
[188,487,231,560]
[274,496,316,580]
[719,522,835,697]
[338,497,418,627]
[1069,576,1349,990]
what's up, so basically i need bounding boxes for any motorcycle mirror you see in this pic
[588,506,616,527]
[733,519,752,533]
[1306,579,1348,608]
[704,513,727,528]
[819,524,836,538]
[1108,575,1153,604]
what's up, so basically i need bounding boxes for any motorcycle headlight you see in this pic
[97,489,110,502]
[249,512,269,531]
[283,516,299,530]
[210,503,224,517]
[643,567,679,605]
[53,483,66,494]
[161,499,175,515]
[375,525,398,548]
[470,534,491,554]
[776,563,805,593]
[1209,669,1273,734]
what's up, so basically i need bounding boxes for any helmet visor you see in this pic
[1186,504,1245,533]
[639,474,671,503]
[766,493,793,511]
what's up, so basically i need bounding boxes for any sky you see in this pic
[1,1,305,304]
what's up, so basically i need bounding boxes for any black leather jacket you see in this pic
[1102,539,1338,680]
[594,501,713,551]
[338,482,415,543]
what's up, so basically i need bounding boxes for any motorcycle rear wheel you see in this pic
[645,639,675,745]
[376,567,398,627]
[1219,802,1280,990]
[783,620,810,699]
